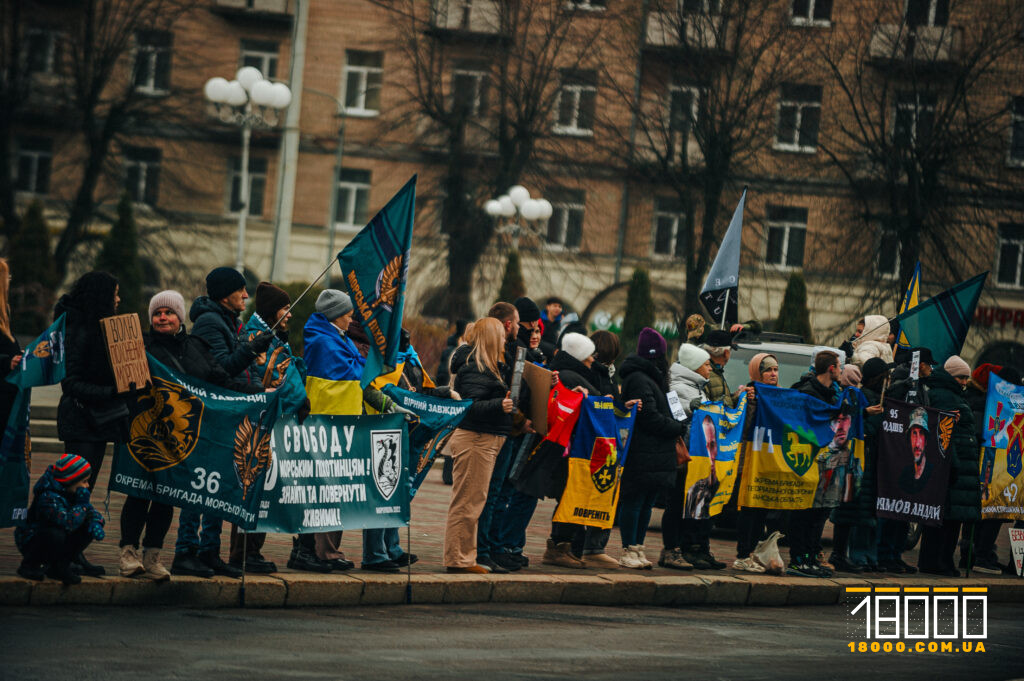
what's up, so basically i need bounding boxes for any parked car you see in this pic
[724,332,846,390]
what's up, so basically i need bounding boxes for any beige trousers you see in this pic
[442,428,504,568]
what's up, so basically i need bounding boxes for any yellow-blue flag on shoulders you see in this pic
[896,261,921,348]
[337,176,416,388]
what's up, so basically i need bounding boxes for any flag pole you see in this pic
[720,292,729,331]
[267,258,338,333]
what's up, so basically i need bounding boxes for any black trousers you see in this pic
[680,518,713,552]
[736,508,768,559]
[788,508,829,562]
[120,496,174,549]
[661,470,686,550]
[22,526,93,568]
[832,522,852,560]
[229,526,267,563]
[64,440,109,488]
[962,519,1005,563]
[919,521,962,572]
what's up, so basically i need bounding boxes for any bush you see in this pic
[496,250,526,303]
[775,271,813,343]
[95,193,144,318]
[621,268,655,354]
[9,201,58,335]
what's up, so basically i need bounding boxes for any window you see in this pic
[790,0,832,25]
[652,197,687,257]
[764,206,807,268]
[877,224,900,278]
[893,92,936,147]
[133,30,171,94]
[228,156,268,217]
[906,0,949,28]
[1009,97,1024,167]
[669,85,698,135]
[996,224,1024,288]
[546,189,585,250]
[775,83,822,152]
[124,146,161,205]
[240,40,279,79]
[343,51,383,116]
[553,71,596,136]
[335,168,371,230]
[25,28,61,75]
[567,0,606,9]
[15,137,52,194]
[452,68,488,117]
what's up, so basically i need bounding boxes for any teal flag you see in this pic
[242,312,308,415]
[337,176,415,387]
[257,413,410,533]
[1,314,66,527]
[110,355,281,530]
[894,272,987,363]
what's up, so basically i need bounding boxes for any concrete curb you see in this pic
[2,572,1022,608]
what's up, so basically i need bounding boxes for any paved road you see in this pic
[2,603,1022,680]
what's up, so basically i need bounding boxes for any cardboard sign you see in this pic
[522,362,552,436]
[1010,527,1024,577]
[666,390,687,421]
[100,313,150,394]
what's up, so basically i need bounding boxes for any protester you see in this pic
[840,364,862,388]
[702,330,740,408]
[441,321,473,485]
[685,314,707,345]
[0,258,23,440]
[852,315,894,366]
[444,318,514,574]
[514,296,546,365]
[15,454,105,585]
[54,271,128,577]
[617,328,685,569]
[539,296,564,354]
[961,362,1006,574]
[436,319,469,387]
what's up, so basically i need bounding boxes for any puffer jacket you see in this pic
[852,314,894,366]
[668,363,708,418]
[619,354,685,489]
[924,368,980,522]
[454,355,511,437]
[145,330,263,394]
[706,362,736,407]
[591,361,618,398]
[189,296,257,381]
[14,467,104,552]
[548,351,599,395]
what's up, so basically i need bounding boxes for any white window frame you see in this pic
[451,68,488,118]
[1008,96,1024,168]
[996,224,1024,289]
[240,40,279,80]
[334,168,372,232]
[25,27,61,75]
[893,93,936,146]
[553,81,596,137]
[773,84,822,153]
[14,138,52,195]
[226,156,269,217]
[905,0,949,27]
[764,208,807,270]
[124,147,161,205]
[651,198,686,258]
[342,51,383,118]
[133,31,171,95]
[546,192,585,251]
[790,0,832,27]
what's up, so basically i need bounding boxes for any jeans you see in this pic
[476,437,515,559]
[618,481,660,548]
[363,527,404,565]
[175,510,223,555]
[494,490,538,555]
[876,518,908,563]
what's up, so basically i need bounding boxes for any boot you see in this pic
[72,552,105,577]
[634,545,654,569]
[659,547,693,570]
[197,551,242,578]
[142,549,171,581]
[119,545,145,577]
[582,552,621,569]
[287,538,333,573]
[17,560,45,581]
[230,553,276,574]
[170,550,214,578]
[541,538,585,568]
[46,561,82,585]
[618,547,645,569]
[682,545,711,570]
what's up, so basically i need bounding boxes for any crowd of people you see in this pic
[1,256,1019,585]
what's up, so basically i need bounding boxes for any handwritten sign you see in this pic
[100,313,150,394]
[523,362,553,436]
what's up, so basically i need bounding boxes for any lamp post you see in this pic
[484,184,553,250]
[204,67,292,274]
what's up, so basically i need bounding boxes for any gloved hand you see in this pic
[73,486,91,504]
[88,519,105,541]
[250,331,275,353]
[387,401,420,425]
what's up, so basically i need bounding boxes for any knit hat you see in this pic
[747,352,778,382]
[254,282,291,326]
[316,289,354,320]
[840,364,862,388]
[971,363,1002,391]
[514,297,541,323]
[51,454,92,487]
[703,329,735,349]
[862,357,890,385]
[637,327,666,359]
[148,290,186,324]
[206,266,247,301]
[943,355,971,379]
[560,332,596,363]
[678,343,712,372]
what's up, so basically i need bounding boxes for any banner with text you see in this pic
[256,413,410,533]
[981,375,1024,520]
[683,393,747,519]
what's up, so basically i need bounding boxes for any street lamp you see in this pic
[204,66,292,274]
[484,184,553,250]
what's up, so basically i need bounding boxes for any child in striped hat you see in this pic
[14,454,105,584]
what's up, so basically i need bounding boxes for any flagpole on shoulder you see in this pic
[267,258,339,333]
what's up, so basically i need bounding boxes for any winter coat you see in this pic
[963,384,987,444]
[144,330,262,394]
[668,363,708,418]
[454,357,512,437]
[923,368,980,523]
[435,335,459,387]
[852,314,894,366]
[14,466,104,552]
[705,362,736,407]
[794,374,839,405]
[189,296,257,382]
[0,332,21,436]
[591,361,618,398]
[55,296,128,443]
[832,385,881,528]
[618,354,685,490]
[548,351,599,395]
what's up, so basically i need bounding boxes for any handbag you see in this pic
[84,399,129,430]
[675,437,690,467]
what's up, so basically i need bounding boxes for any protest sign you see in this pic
[257,413,409,533]
[100,313,150,393]
[981,375,1024,520]
[523,362,552,435]
[382,384,469,494]
[1010,527,1024,577]
[683,393,746,519]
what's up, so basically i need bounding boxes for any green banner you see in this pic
[110,356,282,530]
[256,413,410,533]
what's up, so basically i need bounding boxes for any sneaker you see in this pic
[682,545,711,570]
[634,545,654,569]
[171,551,214,578]
[786,560,819,578]
[582,552,621,569]
[733,557,766,573]
[287,541,333,573]
[618,548,646,569]
[230,553,277,574]
[542,539,585,569]
[198,551,242,578]
[72,552,105,577]
[446,565,489,574]
[362,560,401,573]
[972,559,1002,575]
[492,553,523,572]
[659,548,693,571]
[829,555,864,574]
[394,553,419,568]
[809,558,833,578]
[119,545,145,577]
[477,556,509,574]
[17,561,45,581]
[46,562,82,585]
[701,550,726,570]
[141,549,171,582]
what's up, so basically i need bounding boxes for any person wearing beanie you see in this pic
[943,355,971,387]
[14,454,105,584]
[513,297,546,365]
[840,364,862,388]
[145,290,265,580]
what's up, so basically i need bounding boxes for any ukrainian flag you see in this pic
[303,312,365,416]
[896,262,921,348]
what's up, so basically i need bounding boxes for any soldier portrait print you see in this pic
[685,415,720,519]
[371,430,402,501]
[899,407,933,495]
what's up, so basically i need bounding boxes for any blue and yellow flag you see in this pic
[683,393,747,519]
[896,261,921,348]
[338,176,415,388]
[738,385,865,510]
[894,272,987,364]
[981,375,1024,520]
[553,397,636,529]
[1,314,66,527]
